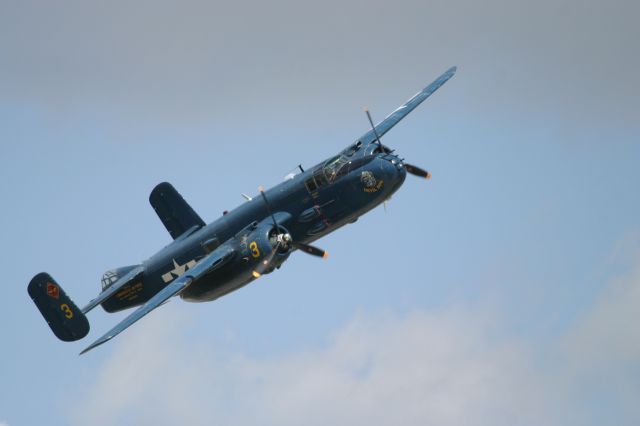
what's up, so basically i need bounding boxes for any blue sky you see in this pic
[1,1,639,425]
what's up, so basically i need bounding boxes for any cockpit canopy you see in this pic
[101,265,140,291]
[323,155,350,182]
[304,153,376,193]
[302,138,395,193]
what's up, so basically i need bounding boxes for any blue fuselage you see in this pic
[102,144,407,311]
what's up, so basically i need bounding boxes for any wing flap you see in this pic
[357,66,457,146]
[80,245,235,355]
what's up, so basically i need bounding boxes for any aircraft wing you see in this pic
[81,265,144,314]
[357,66,457,146]
[80,245,235,355]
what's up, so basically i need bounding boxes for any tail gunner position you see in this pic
[28,66,457,354]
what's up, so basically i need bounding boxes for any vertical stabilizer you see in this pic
[28,273,90,342]
[149,182,206,239]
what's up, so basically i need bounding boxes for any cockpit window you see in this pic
[303,153,373,194]
[323,155,349,182]
[314,168,329,187]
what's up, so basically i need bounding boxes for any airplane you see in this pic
[27,66,457,355]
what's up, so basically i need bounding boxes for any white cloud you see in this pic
[73,308,551,426]
[235,310,552,426]
[73,254,640,426]
[560,250,640,424]
[565,263,640,368]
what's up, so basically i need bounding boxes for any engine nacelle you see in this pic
[237,219,292,277]
[180,214,295,302]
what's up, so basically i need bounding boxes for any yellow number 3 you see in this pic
[249,241,261,258]
[60,303,74,319]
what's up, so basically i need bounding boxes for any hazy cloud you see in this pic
[73,250,640,426]
[560,246,640,424]
[74,308,547,426]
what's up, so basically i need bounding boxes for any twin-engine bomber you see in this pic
[28,66,457,354]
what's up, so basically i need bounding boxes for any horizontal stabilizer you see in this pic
[82,265,144,314]
[28,273,90,342]
[149,182,206,240]
[80,245,236,354]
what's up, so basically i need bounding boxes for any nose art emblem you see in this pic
[361,171,384,193]
[361,171,376,188]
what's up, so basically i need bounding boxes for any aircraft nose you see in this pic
[396,160,408,179]
[381,156,407,189]
[390,157,406,177]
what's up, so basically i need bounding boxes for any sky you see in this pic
[1,0,639,424]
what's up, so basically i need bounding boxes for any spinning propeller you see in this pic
[404,163,432,179]
[252,187,327,278]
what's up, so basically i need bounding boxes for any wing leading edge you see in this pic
[357,66,457,146]
[80,245,235,355]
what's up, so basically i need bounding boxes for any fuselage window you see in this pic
[314,169,328,187]
[305,177,318,193]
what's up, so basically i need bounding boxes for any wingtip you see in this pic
[79,335,112,355]
[79,343,97,356]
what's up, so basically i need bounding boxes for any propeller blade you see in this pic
[258,186,328,261]
[293,242,328,259]
[364,107,383,150]
[259,186,281,232]
[404,163,432,179]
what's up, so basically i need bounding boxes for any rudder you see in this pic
[149,182,206,239]
[28,273,90,342]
